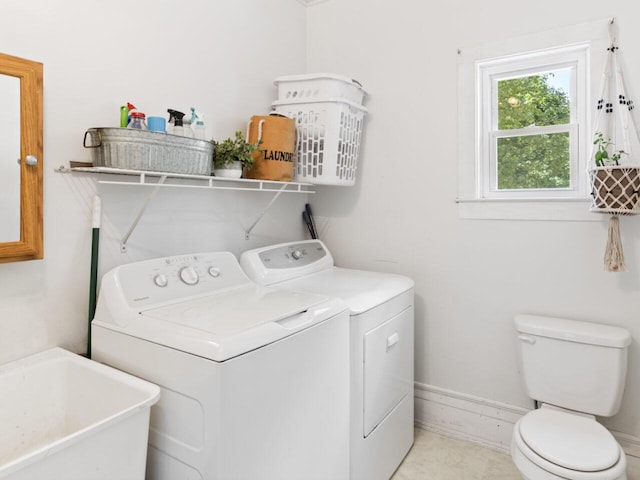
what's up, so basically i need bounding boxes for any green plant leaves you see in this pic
[212,131,262,169]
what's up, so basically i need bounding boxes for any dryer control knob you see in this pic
[291,249,303,260]
[208,266,221,278]
[153,273,168,287]
[179,266,199,285]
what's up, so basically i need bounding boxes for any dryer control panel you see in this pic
[240,240,334,285]
[258,242,326,268]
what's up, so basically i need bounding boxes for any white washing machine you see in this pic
[91,251,350,480]
[240,240,415,480]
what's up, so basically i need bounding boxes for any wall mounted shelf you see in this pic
[55,166,315,251]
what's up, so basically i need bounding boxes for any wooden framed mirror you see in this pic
[0,53,43,263]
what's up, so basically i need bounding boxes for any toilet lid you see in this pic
[519,407,620,472]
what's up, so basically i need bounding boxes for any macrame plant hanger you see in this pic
[588,19,640,272]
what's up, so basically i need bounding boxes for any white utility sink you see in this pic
[0,347,160,480]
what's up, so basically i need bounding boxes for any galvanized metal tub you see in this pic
[83,128,213,175]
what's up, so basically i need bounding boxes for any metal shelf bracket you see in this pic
[120,175,167,252]
[245,183,289,240]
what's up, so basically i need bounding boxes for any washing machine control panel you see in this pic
[114,251,251,308]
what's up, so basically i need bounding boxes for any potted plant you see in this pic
[589,131,640,212]
[211,130,262,178]
[593,131,626,166]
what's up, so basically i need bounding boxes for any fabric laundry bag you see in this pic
[245,114,295,182]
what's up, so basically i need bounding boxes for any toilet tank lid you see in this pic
[515,314,631,348]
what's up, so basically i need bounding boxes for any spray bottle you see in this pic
[182,117,193,138]
[190,107,207,140]
[121,102,137,127]
[167,109,186,136]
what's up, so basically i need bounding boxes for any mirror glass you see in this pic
[0,73,21,242]
[0,52,43,263]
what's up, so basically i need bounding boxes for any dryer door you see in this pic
[363,306,413,436]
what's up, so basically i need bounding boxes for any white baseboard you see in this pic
[614,431,640,458]
[414,382,528,454]
[414,382,640,458]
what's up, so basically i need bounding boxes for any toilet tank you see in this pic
[515,314,631,417]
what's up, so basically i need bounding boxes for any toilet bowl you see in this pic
[511,405,627,480]
[512,314,632,480]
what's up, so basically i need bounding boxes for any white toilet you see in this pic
[512,314,632,480]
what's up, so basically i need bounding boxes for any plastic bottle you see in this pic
[166,112,175,134]
[190,107,207,140]
[128,111,147,130]
[120,105,129,128]
[167,109,185,136]
[182,118,193,138]
[126,102,137,127]
[191,107,207,140]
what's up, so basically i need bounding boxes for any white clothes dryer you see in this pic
[91,251,350,480]
[240,240,415,480]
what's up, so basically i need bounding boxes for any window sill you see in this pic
[457,197,601,221]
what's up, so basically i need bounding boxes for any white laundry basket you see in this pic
[272,98,367,186]
[274,73,367,105]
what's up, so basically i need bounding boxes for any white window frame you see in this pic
[478,46,587,199]
[457,19,611,221]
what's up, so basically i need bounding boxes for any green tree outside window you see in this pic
[496,72,571,190]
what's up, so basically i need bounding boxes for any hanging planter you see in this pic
[588,19,640,272]
[589,165,640,213]
[589,131,640,213]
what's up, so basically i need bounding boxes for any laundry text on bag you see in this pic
[262,150,294,162]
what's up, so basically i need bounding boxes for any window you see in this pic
[478,46,587,199]
[457,19,610,220]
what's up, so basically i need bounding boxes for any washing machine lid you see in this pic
[107,284,345,362]
[519,406,620,472]
[141,284,325,333]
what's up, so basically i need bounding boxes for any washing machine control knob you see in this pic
[291,249,303,260]
[179,266,199,285]
[153,273,168,287]
[208,266,221,278]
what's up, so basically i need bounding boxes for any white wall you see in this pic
[3,0,640,449]
[307,0,640,439]
[0,0,309,364]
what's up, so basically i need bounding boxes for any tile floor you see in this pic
[392,427,640,480]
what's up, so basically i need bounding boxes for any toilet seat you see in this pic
[520,405,619,471]
[512,407,627,480]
